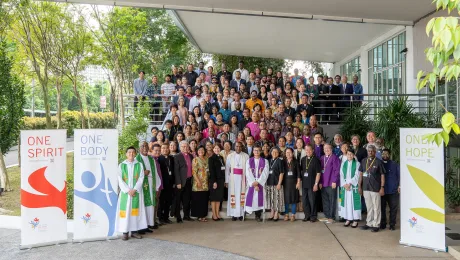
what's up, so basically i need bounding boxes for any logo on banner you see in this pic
[408,217,417,228]
[82,213,92,224]
[29,217,40,229]
[75,163,117,236]
[21,167,67,214]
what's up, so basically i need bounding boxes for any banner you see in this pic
[20,130,67,248]
[400,128,445,251]
[73,129,118,242]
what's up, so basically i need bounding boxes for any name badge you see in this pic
[169,171,172,176]
[221,166,225,170]
[288,171,293,176]
[269,170,273,174]
[304,172,309,177]
[363,172,368,177]
[321,170,324,174]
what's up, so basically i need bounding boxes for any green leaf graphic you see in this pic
[411,208,445,224]
[407,165,445,209]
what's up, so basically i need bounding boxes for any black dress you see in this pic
[284,159,301,204]
[208,154,226,202]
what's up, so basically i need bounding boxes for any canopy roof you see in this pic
[69,0,435,62]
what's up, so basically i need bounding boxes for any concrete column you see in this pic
[405,26,418,110]
[360,46,369,100]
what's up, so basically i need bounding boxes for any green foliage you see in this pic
[418,0,460,146]
[118,101,150,162]
[339,104,372,142]
[21,111,116,137]
[212,54,286,74]
[447,183,460,207]
[66,167,74,219]
[373,98,426,162]
[0,39,25,154]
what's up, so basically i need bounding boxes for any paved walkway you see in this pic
[0,220,453,260]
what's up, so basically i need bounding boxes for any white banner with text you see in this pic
[73,129,119,242]
[400,128,445,251]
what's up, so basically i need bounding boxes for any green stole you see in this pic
[120,162,141,218]
[135,154,156,207]
[339,160,361,210]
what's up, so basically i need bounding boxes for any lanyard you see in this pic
[306,157,313,171]
[323,155,331,169]
[270,158,279,170]
[366,157,376,172]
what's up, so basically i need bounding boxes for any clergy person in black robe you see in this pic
[301,144,322,222]
[158,143,174,224]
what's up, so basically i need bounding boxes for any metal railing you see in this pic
[308,93,436,124]
[123,94,175,126]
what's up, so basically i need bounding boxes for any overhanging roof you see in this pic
[63,0,435,62]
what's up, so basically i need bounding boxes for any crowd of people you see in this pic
[116,62,399,241]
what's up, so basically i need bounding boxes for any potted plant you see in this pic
[447,184,460,213]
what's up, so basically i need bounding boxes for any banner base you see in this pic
[400,241,447,253]
[20,239,69,250]
[72,236,119,243]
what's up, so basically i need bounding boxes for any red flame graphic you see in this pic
[33,217,39,222]
[21,167,67,214]
[85,213,91,218]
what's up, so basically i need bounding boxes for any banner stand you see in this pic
[399,241,447,252]
[72,236,119,244]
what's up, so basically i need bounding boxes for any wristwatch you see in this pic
[314,182,318,186]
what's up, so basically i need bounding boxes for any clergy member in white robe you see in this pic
[338,148,361,228]
[244,146,269,222]
[136,141,162,233]
[115,147,148,240]
[225,142,249,220]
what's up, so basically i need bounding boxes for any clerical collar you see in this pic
[383,160,388,163]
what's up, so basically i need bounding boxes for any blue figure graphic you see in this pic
[75,163,118,236]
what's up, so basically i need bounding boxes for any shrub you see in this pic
[339,104,372,142]
[118,102,150,162]
[22,111,117,137]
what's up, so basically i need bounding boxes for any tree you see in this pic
[91,6,148,127]
[417,0,460,145]
[212,54,286,74]
[14,1,63,128]
[304,61,325,77]
[52,5,94,129]
[0,40,26,192]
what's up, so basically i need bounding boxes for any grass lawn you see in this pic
[0,152,75,219]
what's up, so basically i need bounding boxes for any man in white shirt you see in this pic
[161,75,176,112]
[188,88,204,112]
[233,60,249,82]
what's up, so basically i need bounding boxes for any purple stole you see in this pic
[245,158,265,207]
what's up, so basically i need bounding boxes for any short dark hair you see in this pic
[382,148,391,154]
[126,146,137,153]
[165,120,173,124]
[314,132,323,138]
[152,144,161,149]
[139,71,145,75]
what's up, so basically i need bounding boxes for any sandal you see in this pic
[290,215,296,222]
[284,215,289,221]
[344,221,351,227]
[351,221,359,228]
[200,218,208,222]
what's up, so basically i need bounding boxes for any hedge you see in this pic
[22,111,117,137]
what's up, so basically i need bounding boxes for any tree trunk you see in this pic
[73,79,86,129]
[41,82,52,128]
[56,79,62,129]
[0,151,10,192]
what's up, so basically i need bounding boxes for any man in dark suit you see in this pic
[158,143,174,224]
[328,77,342,123]
[316,75,329,123]
[173,141,194,223]
[238,108,251,130]
[217,63,232,83]
[339,75,354,110]
[244,135,255,157]
[230,71,247,91]
[200,127,220,146]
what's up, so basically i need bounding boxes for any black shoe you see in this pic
[219,218,224,221]
[267,217,274,221]
[310,219,318,223]
[380,225,386,230]
[273,218,279,222]
[184,217,195,221]
[165,219,173,224]
[280,212,285,216]
[177,219,183,223]
[155,221,162,226]
[144,228,153,233]
[339,218,346,223]
[212,217,220,221]
[302,218,310,222]
[389,226,396,231]
[256,218,262,222]
[152,225,159,230]
[239,216,243,221]
[232,217,237,221]
[371,227,380,232]
[137,230,146,235]
[360,225,370,230]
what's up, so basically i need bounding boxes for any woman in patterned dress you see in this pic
[191,146,210,222]
[266,147,285,221]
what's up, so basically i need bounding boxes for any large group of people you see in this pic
[116,62,400,240]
